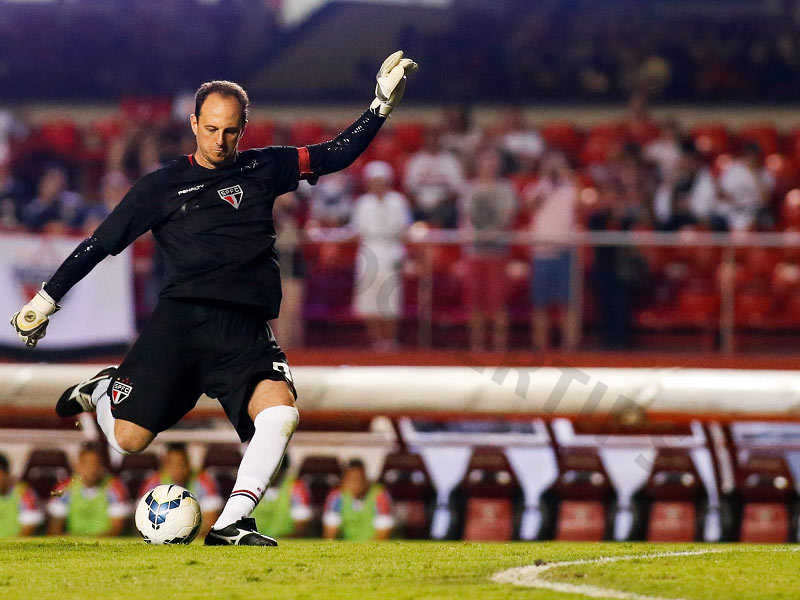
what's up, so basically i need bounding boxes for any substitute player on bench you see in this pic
[10,51,417,546]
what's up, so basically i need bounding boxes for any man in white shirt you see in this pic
[351,161,412,350]
[717,143,774,231]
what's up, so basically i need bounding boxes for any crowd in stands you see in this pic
[3,91,800,351]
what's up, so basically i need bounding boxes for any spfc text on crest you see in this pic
[217,185,244,209]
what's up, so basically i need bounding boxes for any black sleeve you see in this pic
[93,170,167,256]
[306,110,386,178]
[43,236,109,302]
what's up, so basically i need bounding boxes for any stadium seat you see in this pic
[22,449,71,498]
[456,447,520,541]
[739,124,780,155]
[765,154,800,198]
[632,449,706,542]
[690,124,731,156]
[238,120,275,150]
[202,444,243,498]
[297,455,342,509]
[290,121,327,146]
[116,452,159,499]
[549,449,615,541]
[540,122,583,158]
[735,453,797,543]
[379,451,435,539]
[392,122,426,154]
[38,120,80,155]
[781,189,800,228]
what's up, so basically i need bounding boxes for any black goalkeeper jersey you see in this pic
[94,147,301,320]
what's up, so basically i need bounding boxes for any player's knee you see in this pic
[114,423,154,454]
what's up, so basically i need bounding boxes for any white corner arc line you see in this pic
[491,549,729,600]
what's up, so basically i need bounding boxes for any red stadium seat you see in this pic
[298,455,342,509]
[290,121,327,146]
[556,500,607,541]
[458,447,520,541]
[38,120,80,155]
[740,503,790,543]
[202,444,243,499]
[238,120,275,150]
[765,154,800,198]
[392,122,426,154]
[736,453,796,543]
[22,449,71,499]
[781,189,800,228]
[647,502,697,542]
[636,449,705,542]
[739,124,779,155]
[379,451,435,539]
[550,449,615,541]
[540,122,583,157]
[690,124,731,156]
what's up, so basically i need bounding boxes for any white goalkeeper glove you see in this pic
[370,50,418,118]
[10,286,60,348]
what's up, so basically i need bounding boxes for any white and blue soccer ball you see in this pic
[135,484,202,545]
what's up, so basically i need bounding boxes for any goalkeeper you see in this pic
[10,51,417,546]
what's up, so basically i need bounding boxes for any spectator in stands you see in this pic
[460,149,517,351]
[0,453,44,537]
[272,192,305,348]
[139,443,222,539]
[588,182,649,349]
[403,127,464,228]
[653,140,717,230]
[644,119,684,184]
[20,165,84,233]
[496,105,545,168]
[251,456,312,538]
[351,161,412,351]
[439,104,482,164]
[300,172,355,227]
[524,152,579,350]
[47,443,129,537]
[323,459,393,541]
[717,142,775,231]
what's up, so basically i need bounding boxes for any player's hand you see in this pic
[370,50,418,118]
[10,287,60,348]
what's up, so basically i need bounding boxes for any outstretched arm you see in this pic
[10,170,165,347]
[304,51,417,179]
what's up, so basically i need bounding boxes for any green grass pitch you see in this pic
[0,539,798,599]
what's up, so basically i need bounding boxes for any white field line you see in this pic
[491,548,796,600]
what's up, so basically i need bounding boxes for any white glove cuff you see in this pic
[30,287,59,316]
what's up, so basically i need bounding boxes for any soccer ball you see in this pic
[135,484,202,545]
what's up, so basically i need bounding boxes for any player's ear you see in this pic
[190,114,198,136]
[238,120,247,141]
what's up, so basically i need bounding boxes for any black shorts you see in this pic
[108,298,296,442]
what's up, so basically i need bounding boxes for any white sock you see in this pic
[213,405,299,530]
[94,380,129,455]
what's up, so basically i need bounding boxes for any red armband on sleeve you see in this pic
[298,146,313,179]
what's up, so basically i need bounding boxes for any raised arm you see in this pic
[304,51,417,179]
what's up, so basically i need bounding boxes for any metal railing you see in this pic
[300,228,800,354]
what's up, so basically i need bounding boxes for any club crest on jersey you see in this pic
[217,185,244,209]
[111,380,133,405]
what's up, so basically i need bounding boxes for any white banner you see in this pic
[0,233,135,349]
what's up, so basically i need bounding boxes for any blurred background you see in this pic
[2,0,800,544]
